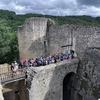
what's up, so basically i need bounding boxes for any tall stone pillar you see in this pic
[17,17,49,60]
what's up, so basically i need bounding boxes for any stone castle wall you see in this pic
[73,26,100,57]
[17,17,48,60]
[48,25,73,55]
[48,25,100,57]
[17,17,100,60]
[77,48,100,100]
[17,17,100,100]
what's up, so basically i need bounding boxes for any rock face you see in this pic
[26,59,79,100]
[77,48,100,100]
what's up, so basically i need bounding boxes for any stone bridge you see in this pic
[0,58,79,100]
[27,58,79,100]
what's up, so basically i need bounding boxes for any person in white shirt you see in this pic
[12,61,19,73]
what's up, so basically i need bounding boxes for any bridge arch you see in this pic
[63,72,75,100]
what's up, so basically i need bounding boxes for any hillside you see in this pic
[0,9,100,64]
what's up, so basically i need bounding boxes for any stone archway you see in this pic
[63,72,75,100]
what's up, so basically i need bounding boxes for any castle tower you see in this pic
[17,17,53,60]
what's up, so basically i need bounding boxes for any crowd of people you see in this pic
[11,50,76,72]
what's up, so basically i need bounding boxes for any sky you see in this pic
[0,0,100,16]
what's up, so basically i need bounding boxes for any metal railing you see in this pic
[0,69,26,84]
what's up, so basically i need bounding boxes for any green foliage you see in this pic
[0,18,18,64]
[0,9,100,64]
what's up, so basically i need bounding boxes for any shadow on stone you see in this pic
[43,60,79,100]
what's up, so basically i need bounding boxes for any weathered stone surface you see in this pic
[0,64,11,74]
[17,17,49,60]
[17,17,100,60]
[17,17,100,100]
[26,59,79,100]
[77,48,100,100]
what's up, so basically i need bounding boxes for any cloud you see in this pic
[0,0,100,16]
[77,0,100,7]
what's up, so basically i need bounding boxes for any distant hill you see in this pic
[0,9,100,64]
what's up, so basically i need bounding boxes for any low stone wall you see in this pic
[0,64,11,74]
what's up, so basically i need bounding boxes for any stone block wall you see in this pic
[48,25,73,55]
[17,17,48,60]
[17,17,100,60]
[0,64,11,74]
[73,26,100,57]
[48,25,100,57]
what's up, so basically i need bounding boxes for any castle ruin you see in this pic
[17,17,100,100]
